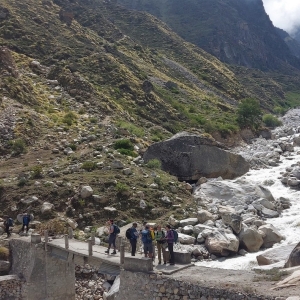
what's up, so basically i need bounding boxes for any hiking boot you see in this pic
[111,250,117,255]
[105,250,109,254]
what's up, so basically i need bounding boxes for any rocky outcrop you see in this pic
[143,132,249,180]
[285,242,300,268]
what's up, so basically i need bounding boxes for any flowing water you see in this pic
[196,133,300,270]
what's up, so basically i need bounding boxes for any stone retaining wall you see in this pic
[10,239,75,300]
[0,275,22,300]
[117,270,275,300]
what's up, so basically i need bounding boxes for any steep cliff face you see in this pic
[117,0,300,71]
[276,28,300,59]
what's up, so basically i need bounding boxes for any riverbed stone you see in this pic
[259,224,284,248]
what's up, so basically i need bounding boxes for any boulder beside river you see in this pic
[143,132,250,180]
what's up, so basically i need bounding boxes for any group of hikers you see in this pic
[105,220,177,265]
[3,213,32,238]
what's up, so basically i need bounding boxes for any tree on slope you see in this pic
[236,98,262,130]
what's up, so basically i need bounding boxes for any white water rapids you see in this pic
[195,110,300,270]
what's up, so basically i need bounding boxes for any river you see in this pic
[196,109,300,270]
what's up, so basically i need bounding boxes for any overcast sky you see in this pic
[262,0,300,34]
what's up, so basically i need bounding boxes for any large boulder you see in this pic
[205,230,239,257]
[178,233,195,244]
[258,224,284,248]
[285,242,300,268]
[143,132,249,180]
[257,243,297,266]
[238,226,264,252]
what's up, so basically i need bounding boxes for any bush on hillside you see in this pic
[146,159,162,169]
[273,106,286,116]
[236,98,262,130]
[9,138,27,156]
[31,165,43,179]
[114,139,134,150]
[263,114,282,127]
[81,161,97,171]
[62,111,77,126]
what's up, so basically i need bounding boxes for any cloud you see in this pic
[262,0,300,34]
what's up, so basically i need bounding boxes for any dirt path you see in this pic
[172,266,300,298]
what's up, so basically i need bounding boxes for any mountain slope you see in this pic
[117,0,300,71]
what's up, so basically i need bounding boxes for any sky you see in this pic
[262,0,300,34]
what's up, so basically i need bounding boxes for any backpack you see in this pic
[171,229,178,244]
[8,218,14,227]
[141,229,152,244]
[113,224,120,234]
[149,228,155,241]
[125,228,132,239]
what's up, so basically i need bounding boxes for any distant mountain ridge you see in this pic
[117,0,300,71]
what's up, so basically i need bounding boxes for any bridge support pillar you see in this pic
[68,227,73,239]
[91,232,95,245]
[44,230,48,251]
[88,239,93,256]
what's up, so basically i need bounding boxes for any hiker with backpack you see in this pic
[126,222,138,256]
[105,219,120,255]
[165,225,175,265]
[3,216,13,238]
[141,225,154,259]
[20,212,31,234]
[155,225,167,264]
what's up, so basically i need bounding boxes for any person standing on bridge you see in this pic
[105,219,118,255]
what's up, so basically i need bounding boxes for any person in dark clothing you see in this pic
[3,216,12,238]
[21,213,31,233]
[165,225,175,265]
[129,222,138,256]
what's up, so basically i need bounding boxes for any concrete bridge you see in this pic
[6,233,192,300]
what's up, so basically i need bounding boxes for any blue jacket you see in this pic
[130,227,138,240]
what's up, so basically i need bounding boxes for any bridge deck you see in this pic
[48,238,121,266]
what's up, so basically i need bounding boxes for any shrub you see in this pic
[62,111,77,126]
[118,148,138,157]
[236,98,262,130]
[263,114,282,128]
[18,177,27,187]
[9,139,27,156]
[31,165,43,179]
[68,143,77,151]
[116,182,129,193]
[274,106,286,116]
[0,247,9,260]
[81,161,96,171]
[114,139,134,151]
[146,159,162,169]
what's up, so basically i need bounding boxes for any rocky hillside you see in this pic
[1,0,300,233]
